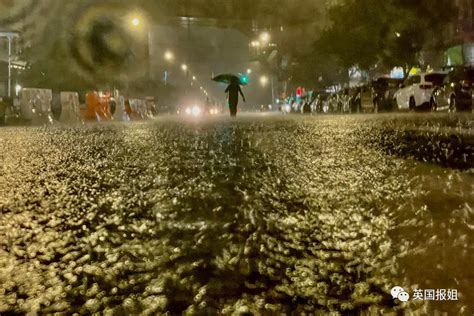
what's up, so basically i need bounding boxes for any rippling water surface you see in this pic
[0,114,472,314]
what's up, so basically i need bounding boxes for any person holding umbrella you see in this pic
[213,74,246,117]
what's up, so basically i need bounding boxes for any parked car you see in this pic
[372,77,403,112]
[431,67,474,112]
[394,71,447,111]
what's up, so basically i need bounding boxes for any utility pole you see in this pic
[271,76,275,107]
[7,36,12,98]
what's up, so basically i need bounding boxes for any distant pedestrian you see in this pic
[225,77,246,117]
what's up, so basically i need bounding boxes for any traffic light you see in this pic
[240,74,249,85]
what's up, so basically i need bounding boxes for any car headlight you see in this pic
[191,105,201,116]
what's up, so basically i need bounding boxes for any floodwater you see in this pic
[0,113,472,314]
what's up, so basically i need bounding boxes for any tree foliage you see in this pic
[315,0,458,72]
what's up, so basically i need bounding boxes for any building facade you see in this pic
[445,0,474,65]
[456,0,474,38]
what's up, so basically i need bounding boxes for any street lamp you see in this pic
[127,11,147,29]
[126,14,153,81]
[164,50,174,62]
[260,75,269,86]
[247,69,252,74]
[260,32,270,44]
[131,17,140,27]
[181,64,188,71]
[192,76,196,81]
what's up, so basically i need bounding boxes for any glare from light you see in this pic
[247,69,252,74]
[191,105,202,116]
[164,50,174,61]
[200,86,203,90]
[131,18,140,27]
[185,107,192,115]
[395,32,401,38]
[251,41,260,47]
[15,84,22,95]
[260,32,270,43]
[181,64,188,71]
[260,75,269,86]
[192,76,196,80]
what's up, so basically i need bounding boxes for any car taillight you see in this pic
[420,84,433,90]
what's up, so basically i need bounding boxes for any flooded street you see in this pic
[0,113,473,314]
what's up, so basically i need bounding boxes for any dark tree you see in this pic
[315,0,458,73]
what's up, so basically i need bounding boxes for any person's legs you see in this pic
[229,102,237,117]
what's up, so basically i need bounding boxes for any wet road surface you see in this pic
[0,113,473,314]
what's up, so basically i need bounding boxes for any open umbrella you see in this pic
[212,74,248,86]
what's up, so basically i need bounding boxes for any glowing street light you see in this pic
[181,64,188,71]
[128,13,147,31]
[395,32,401,38]
[247,69,252,74]
[131,17,140,27]
[260,75,269,86]
[192,76,196,81]
[260,32,270,44]
[164,50,174,62]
